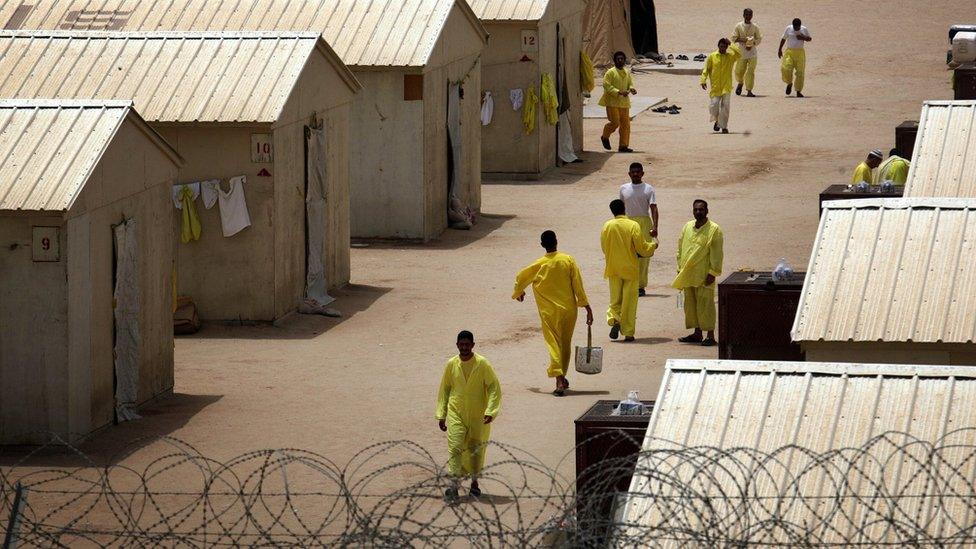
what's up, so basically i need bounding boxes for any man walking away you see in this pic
[619,162,659,296]
[599,51,637,153]
[436,331,502,502]
[732,8,762,97]
[779,18,812,98]
[602,200,658,342]
[701,38,741,134]
[852,149,883,185]
[513,231,594,397]
[673,200,724,347]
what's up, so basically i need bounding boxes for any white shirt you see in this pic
[619,182,656,217]
[217,176,252,237]
[782,25,810,49]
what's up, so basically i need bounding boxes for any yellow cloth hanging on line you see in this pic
[540,73,559,126]
[179,186,201,243]
[580,51,595,93]
[522,87,539,134]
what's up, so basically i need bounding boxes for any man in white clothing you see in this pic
[619,162,658,297]
[732,8,762,97]
[778,18,812,98]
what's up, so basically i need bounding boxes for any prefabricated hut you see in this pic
[904,100,976,197]
[582,0,659,65]
[470,0,586,178]
[0,30,362,322]
[791,198,976,365]
[0,100,182,444]
[0,0,489,241]
[618,359,976,546]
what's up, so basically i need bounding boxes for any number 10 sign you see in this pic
[251,134,273,163]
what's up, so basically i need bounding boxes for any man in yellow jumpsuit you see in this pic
[673,200,724,347]
[732,8,762,97]
[778,18,812,98]
[619,162,659,296]
[513,231,594,396]
[877,148,910,185]
[852,149,883,185]
[602,199,658,342]
[436,330,502,502]
[599,51,637,153]
[700,38,741,134]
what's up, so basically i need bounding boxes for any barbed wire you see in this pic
[4,429,976,547]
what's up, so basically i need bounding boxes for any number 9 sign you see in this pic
[32,226,60,262]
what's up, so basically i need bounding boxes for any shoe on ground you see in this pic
[623,336,636,342]
[786,83,792,95]
[445,487,459,503]
[618,147,634,153]
[638,288,646,297]
[701,338,717,347]
[713,123,720,132]
[796,92,804,98]
[601,136,611,150]
[678,334,703,343]
[721,129,729,134]
[735,83,743,96]
[469,485,482,498]
[609,324,620,340]
[746,91,756,97]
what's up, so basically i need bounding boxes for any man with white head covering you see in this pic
[852,149,883,185]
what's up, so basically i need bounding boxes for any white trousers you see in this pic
[708,94,731,130]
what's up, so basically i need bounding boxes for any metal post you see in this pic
[2,482,27,549]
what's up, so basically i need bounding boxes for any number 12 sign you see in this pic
[251,134,273,163]
[521,30,538,52]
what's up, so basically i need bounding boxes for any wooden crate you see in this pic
[819,184,902,216]
[718,271,805,361]
[574,399,654,540]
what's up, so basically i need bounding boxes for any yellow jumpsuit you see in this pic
[602,215,658,337]
[877,156,910,185]
[540,73,559,126]
[599,67,635,148]
[852,161,873,185]
[628,216,654,289]
[731,22,762,91]
[672,220,724,332]
[781,48,806,93]
[513,252,590,378]
[435,354,502,477]
[178,186,201,243]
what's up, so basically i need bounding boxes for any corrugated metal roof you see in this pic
[792,197,976,344]
[469,0,549,21]
[620,358,976,545]
[0,0,489,68]
[0,31,326,123]
[905,100,976,198]
[0,99,133,211]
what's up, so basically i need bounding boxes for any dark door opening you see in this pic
[630,0,658,56]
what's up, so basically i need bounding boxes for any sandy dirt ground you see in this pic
[7,0,964,497]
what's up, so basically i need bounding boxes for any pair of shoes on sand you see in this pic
[785,84,805,98]
[678,334,716,346]
[603,136,634,153]
[609,324,635,342]
[445,485,481,502]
